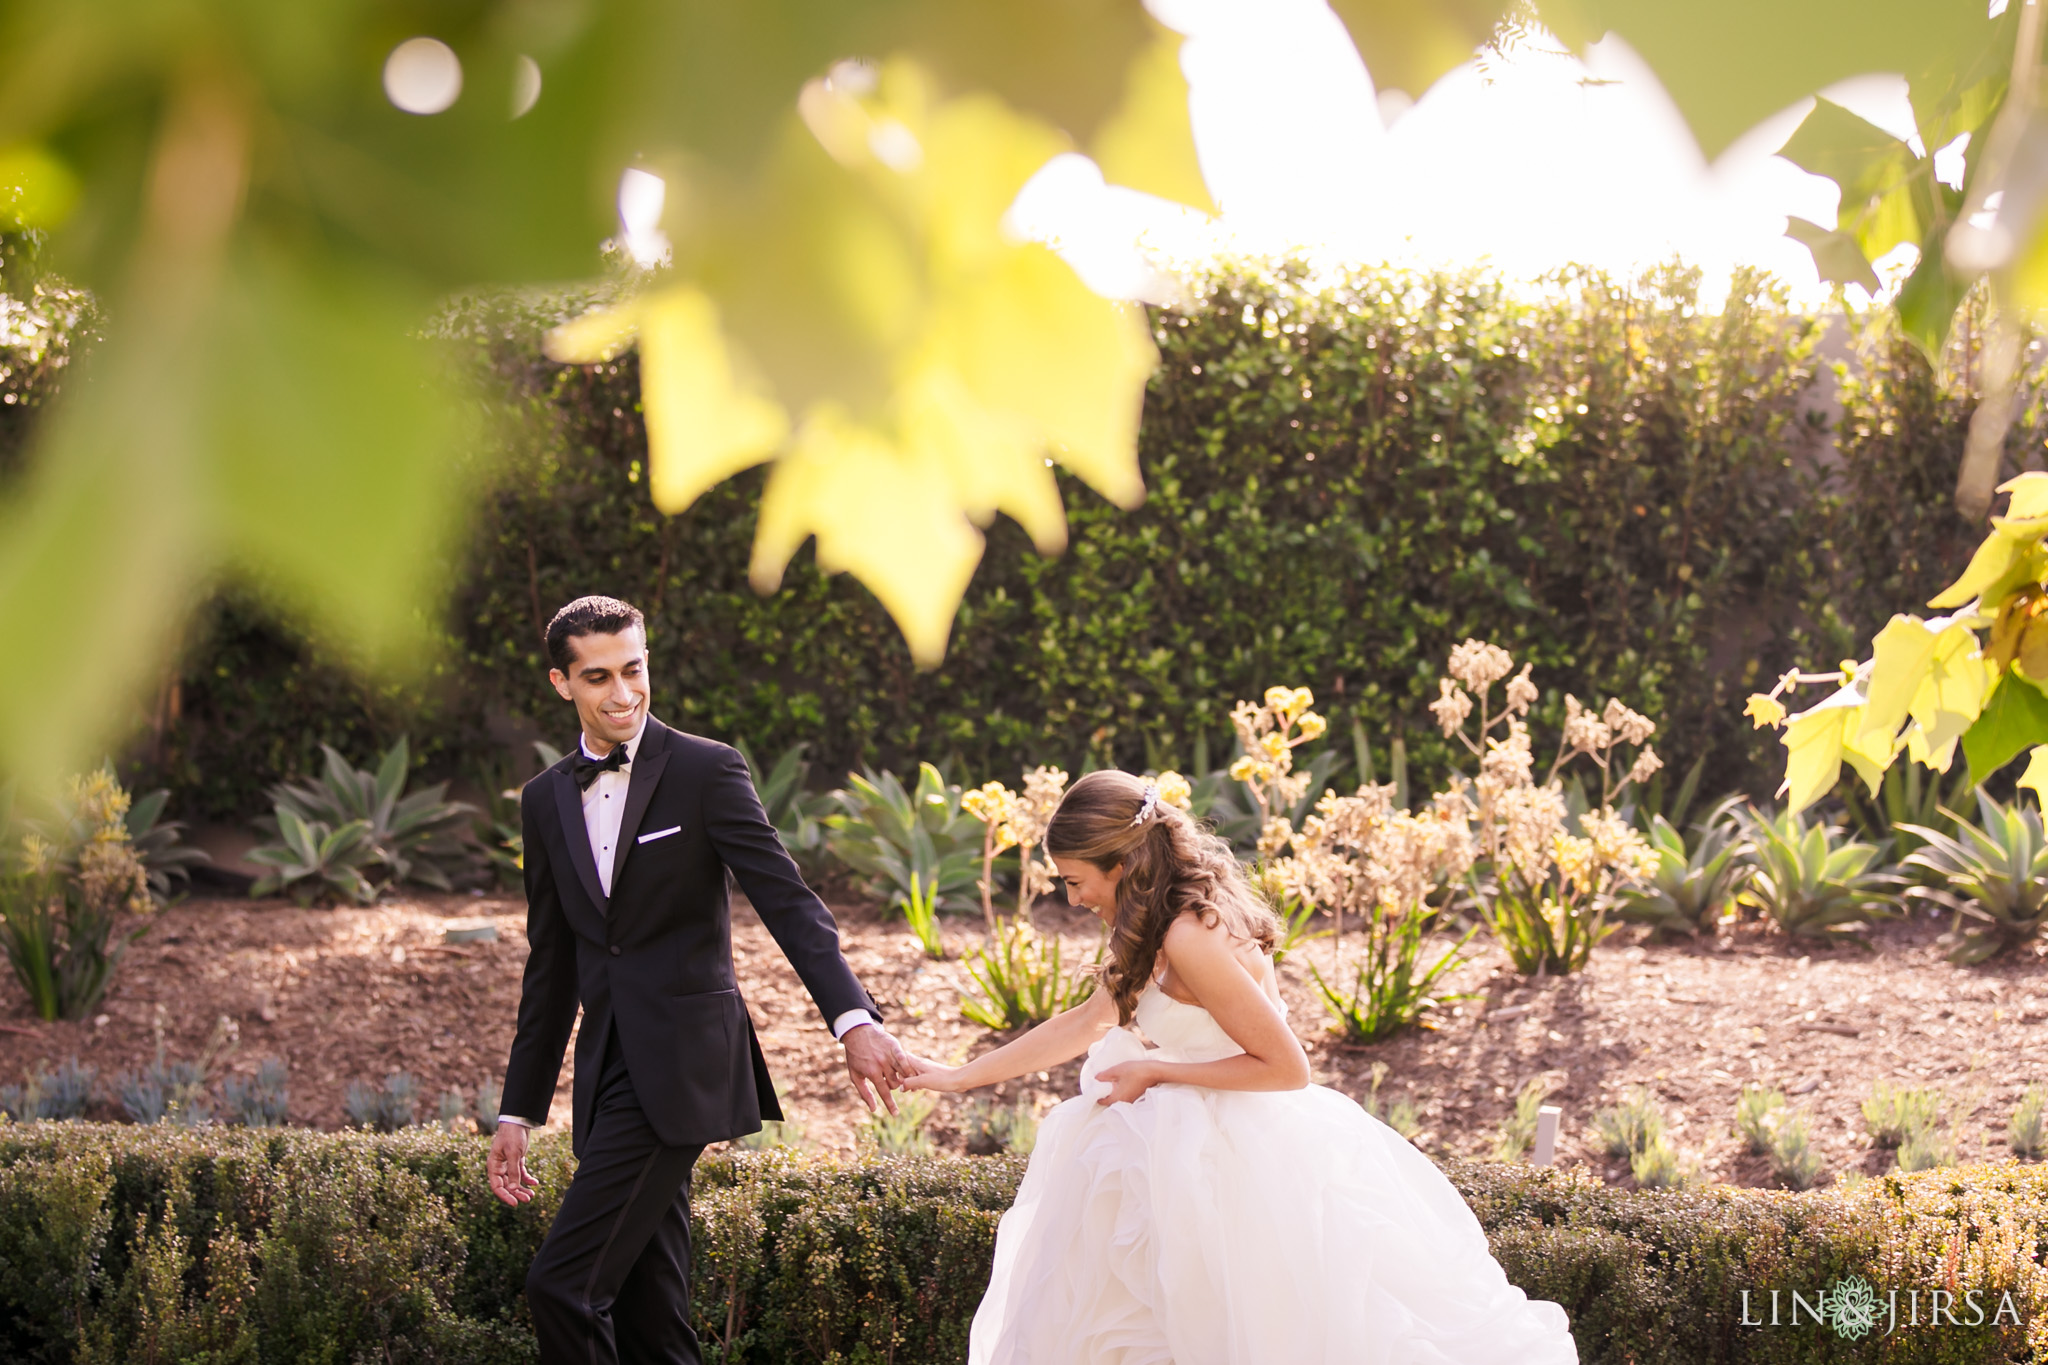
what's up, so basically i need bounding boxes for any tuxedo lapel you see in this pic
[612,718,673,890]
[551,767,609,914]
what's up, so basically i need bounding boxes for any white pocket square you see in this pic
[636,825,682,845]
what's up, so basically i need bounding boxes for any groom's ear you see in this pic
[549,668,574,701]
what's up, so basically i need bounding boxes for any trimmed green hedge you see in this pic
[135,260,2018,821]
[1,1122,2044,1363]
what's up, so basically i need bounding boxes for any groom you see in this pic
[489,594,911,1364]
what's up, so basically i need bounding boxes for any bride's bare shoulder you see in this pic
[1162,908,1227,948]
[1162,910,1265,970]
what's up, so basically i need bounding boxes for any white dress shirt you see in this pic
[497,723,872,1130]
[581,722,641,899]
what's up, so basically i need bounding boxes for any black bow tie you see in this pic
[572,743,631,791]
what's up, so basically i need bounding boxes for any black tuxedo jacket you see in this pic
[500,716,877,1154]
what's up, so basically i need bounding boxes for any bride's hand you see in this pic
[1092,1061,1161,1106]
[898,1057,967,1093]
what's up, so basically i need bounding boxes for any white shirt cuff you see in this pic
[831,1009,877,1040]
[495,1114,537,1129]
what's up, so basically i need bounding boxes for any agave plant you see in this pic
[823,763,984,915]
[736,738,834,873]
[1615,796,1751,936]
[1734,805,1900,943]
[1845,760,1973,866]
[123,789,211,902]
[1900,790,2048,964]
[256,738,477,893]
[247,808,380,905]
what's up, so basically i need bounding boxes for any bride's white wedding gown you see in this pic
[969,963,1579,1364]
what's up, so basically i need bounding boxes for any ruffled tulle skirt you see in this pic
[969,1028,1578,1365]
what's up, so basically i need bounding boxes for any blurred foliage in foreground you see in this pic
[116,260,2010,820]
[0,0,2023,799]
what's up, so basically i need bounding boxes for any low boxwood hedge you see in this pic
[0,1121,2043,1363]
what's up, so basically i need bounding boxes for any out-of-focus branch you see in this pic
[1951,0,2044,521]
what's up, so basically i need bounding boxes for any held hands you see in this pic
[488,1121,539,1207]
[842,1022,917,1115]
[897,1055,966,1094]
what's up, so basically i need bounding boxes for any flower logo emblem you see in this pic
[1823,1275,1880,1341]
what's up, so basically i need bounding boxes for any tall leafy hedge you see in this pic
[128,262,2014,818]
[1,1123,2044,1363]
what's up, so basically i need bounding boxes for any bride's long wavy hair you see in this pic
[1045,770,1278,1025]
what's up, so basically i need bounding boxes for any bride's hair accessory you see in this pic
[1046,769,1280,1026]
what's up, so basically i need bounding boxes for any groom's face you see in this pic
[549,626,650,750]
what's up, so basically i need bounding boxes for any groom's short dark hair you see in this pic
[546,595,645,671]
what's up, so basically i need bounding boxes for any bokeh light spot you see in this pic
[384,38,463,115]
[511,55,543,119]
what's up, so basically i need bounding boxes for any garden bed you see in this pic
[0,891,2040,1188]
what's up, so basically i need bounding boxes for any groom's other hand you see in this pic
[843,1022,913,1116]
[488,1121,540,1206]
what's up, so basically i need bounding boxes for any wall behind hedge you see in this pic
[131,261,2017,819]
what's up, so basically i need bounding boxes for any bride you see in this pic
[902,769,1579,1364]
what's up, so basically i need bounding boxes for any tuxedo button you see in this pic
[609,945,621,956]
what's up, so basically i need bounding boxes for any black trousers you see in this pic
[526,1021,707,1365]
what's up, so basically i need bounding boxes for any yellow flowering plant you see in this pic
[1,766,157,1021]
[1372,640,1660,976]
[961,766,1069,934]
[1226,685,1328,824]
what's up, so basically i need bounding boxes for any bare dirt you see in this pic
[2,891,2042,1189]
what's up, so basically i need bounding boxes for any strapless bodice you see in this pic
[1130,978,1259,1063]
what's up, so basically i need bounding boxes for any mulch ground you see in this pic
[2,890,2041,1189]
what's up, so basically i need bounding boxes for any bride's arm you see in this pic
[901,985,1118,1093]
[1093,915,1308,1104]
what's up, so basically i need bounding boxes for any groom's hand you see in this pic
[843,1022,912,1116]
[488,1121,540,1207]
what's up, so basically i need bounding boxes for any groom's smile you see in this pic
[548,623,651,753]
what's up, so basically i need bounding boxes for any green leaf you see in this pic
[1895,225,1972,361]
[1785,216,1877,293]
[1540,0,1997,160]
[1964,671,2048,784]
[1325,0,1517,102]
[1778,99,1918,221]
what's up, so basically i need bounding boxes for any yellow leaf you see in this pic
[925,242,1153,510]
[1781,682,1865,814]
[896,361,1066,552]
[1745,694,1787,729]
[636,288,789,514]
[1090,22,1217,215]
[2001,472,2048,521]
[1904,622,1995,771]
[2020,746,2048,807]
[1928,522,2048,609]
[627,60,1157,663]
[750,408,983,666]
[1842,717,1894,797]
[1858,615,1939,743]
[543,302,643,365]
[0,144,80,230]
